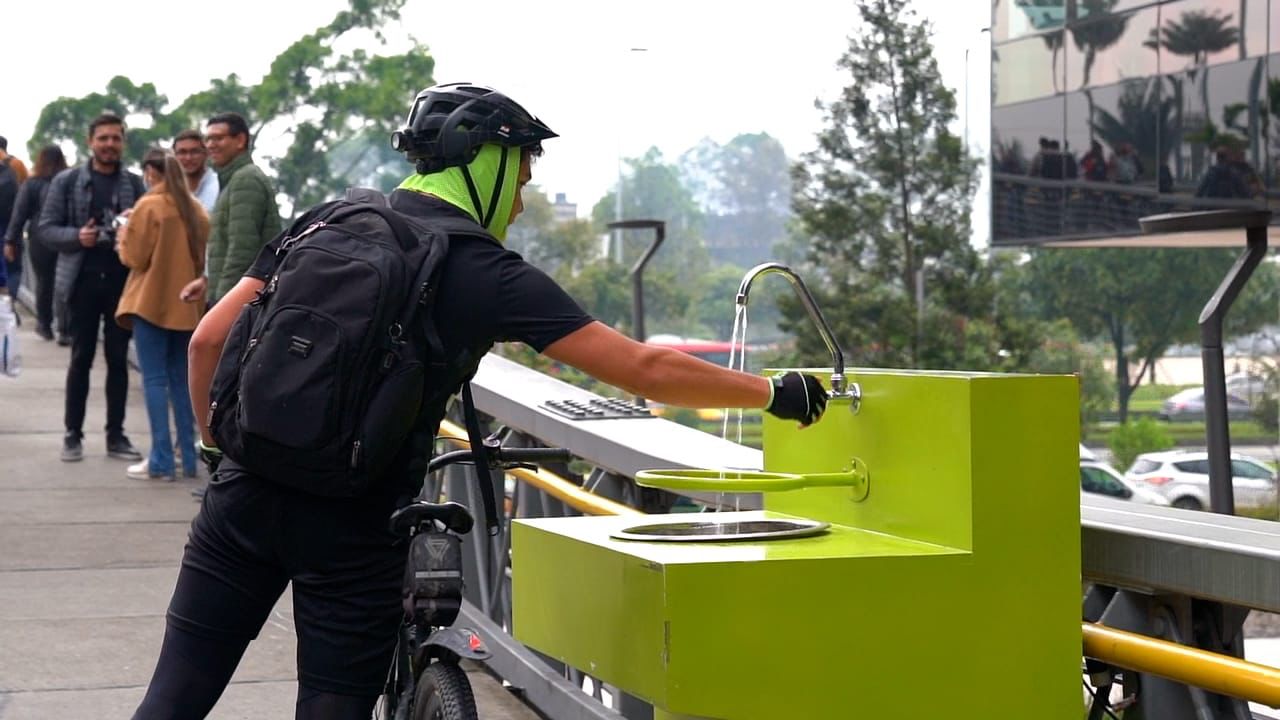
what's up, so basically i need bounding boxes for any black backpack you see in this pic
[209,195,476,499]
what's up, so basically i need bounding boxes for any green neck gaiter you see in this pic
[398,144,518,241]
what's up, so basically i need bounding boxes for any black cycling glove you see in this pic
[198,441,223,476]
[766,371,828,426]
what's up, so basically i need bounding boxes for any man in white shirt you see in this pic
[173,129,219,211]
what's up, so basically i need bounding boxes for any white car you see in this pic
[1124,450,1278,512]
[1080,460,1169,506]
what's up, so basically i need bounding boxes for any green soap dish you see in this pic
[635,459,868,500]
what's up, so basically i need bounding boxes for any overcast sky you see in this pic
[2,0,991,244]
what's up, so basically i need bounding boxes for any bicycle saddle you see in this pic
[389,501,474,536]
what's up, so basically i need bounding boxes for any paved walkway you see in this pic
[0,308,537,719]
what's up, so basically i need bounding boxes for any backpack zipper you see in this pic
[276,221,328,256]
[350,440,362,469]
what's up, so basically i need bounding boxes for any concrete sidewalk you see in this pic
[0,309,536,719]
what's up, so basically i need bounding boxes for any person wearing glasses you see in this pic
[172,130,219,212]
[178,112,279,309]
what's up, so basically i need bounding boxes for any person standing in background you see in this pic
[0,136,30,183]
[38,113,146,463]
[0,137,23,311]
[179,113,278,308]
[115,149,209,481]
[5,146,69,342]
[172,130,219,212]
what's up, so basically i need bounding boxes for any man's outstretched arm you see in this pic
[543,320,826,427]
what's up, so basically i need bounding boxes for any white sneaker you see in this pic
[126,460,149,480]
[126,459,167,481]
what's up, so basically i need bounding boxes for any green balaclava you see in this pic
[398,143,521,241]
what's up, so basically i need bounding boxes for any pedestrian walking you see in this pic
[5,146,69,342]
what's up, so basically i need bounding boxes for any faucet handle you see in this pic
[828,376,861,415]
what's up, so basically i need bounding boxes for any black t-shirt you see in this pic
[82,167,127,276]
[240,190,594,497]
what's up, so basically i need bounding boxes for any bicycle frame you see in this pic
[379,439,570,720]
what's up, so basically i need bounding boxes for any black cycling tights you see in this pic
[131,623,378,720]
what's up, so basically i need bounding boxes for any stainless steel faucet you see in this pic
[736,263,860,410]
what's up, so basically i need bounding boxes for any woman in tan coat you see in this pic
[116,149,210,481]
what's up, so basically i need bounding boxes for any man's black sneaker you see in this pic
[106,435,143,461]
[56,334,71,347]
[35,325,53,341]
[61,434,83,462]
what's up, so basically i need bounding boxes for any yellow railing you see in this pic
[436,419,1280,709]
[437,420,642,518]
[1082,622,1280,708]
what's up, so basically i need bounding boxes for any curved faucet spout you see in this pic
[736,262,849,396]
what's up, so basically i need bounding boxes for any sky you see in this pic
[2,0,992,244]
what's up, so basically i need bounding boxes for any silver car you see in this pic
[1124,450,1278,512]
[1080,460,1169,506]
[1159,386,1253,422]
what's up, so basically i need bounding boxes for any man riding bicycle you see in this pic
[132,83,828,720]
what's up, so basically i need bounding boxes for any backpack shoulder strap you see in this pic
[460,381,501,536]
[427,215,501,245]
[343,186,388,206]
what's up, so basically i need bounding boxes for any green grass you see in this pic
[1084,420,1274,445]
[1127,383,1195,413]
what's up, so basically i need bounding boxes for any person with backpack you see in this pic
[38,113,147,463]
[5,146,69,342]
[131,83,830,720]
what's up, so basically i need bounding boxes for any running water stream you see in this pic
[716,303,751,513]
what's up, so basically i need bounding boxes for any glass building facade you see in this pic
[990,0,1279,245]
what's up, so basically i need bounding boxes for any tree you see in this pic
[1091,77,1176,184]
[27,0,430,217]
[1025,247,1279,422]
[505,186,600,280]
[1071,0,1130,145]
[789,0,982,369]
[1148,8,1240,175]
[591,148,710,290]
[680,133,792,268]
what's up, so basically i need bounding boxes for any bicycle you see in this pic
[376,437,571,720]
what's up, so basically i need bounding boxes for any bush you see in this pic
[1108,417,1175,472]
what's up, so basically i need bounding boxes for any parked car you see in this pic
[1158,386,1253,422]
[1226,372,1268,405]
[1080,460,1169,506]
[1124,450,1278,512]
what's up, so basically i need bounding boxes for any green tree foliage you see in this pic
[1025,247,1279,423]
[1025,320,1116,431]
[591,148,710,292]
[1108,417,1174,472]
[505,187,600,280]
[788,0,986,370]
[28,0,429,216]
[679,133,792,268]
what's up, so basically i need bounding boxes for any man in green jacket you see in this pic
[182,112,280,306]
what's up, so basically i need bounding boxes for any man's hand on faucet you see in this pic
[765,372,828,427]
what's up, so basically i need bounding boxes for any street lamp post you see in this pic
[606,219,666,405]
[613,47,649,262]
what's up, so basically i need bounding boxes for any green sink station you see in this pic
[512,264,1081,718]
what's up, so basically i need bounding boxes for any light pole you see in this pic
[963,27,992,153]
[613,47,648,262]
[606,219,665,405]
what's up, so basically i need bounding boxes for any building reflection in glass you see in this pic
[991,0,1277,246]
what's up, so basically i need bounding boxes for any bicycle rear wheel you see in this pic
[412,661,478,720]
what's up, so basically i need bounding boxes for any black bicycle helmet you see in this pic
[391,83,558,174]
